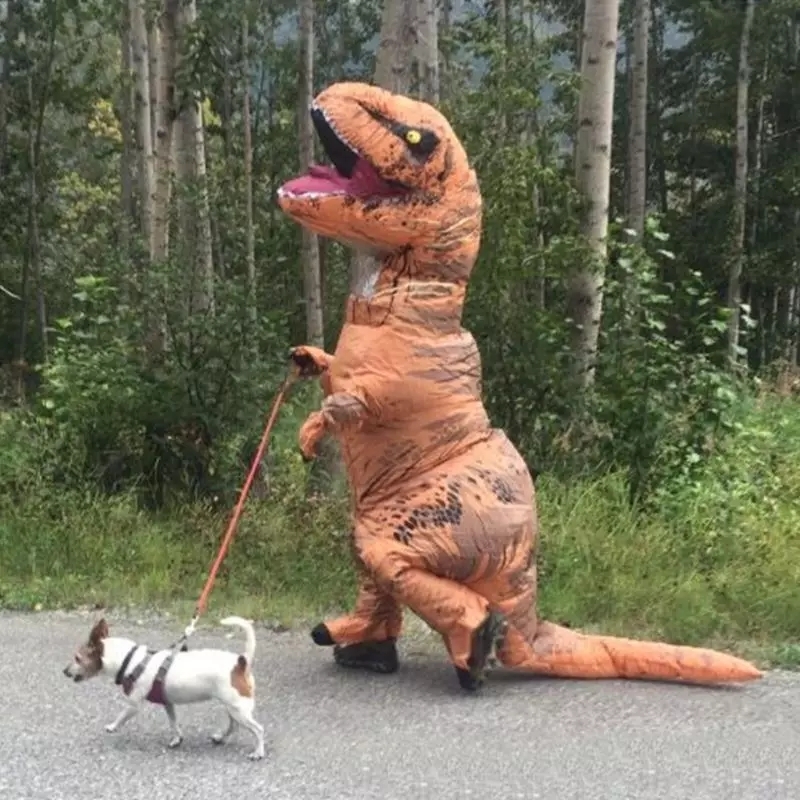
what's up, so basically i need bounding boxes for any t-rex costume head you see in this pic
[277,81,481,293]
[277,81,762,691]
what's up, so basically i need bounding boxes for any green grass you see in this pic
[0,482,358,625]
[2,392,799,669]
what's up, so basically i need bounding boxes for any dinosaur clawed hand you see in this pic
[289,345,330,378]
[298,412,326,461]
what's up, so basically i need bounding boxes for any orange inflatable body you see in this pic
[277,82,762,690]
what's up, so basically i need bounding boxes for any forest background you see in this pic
[1,0,799,666]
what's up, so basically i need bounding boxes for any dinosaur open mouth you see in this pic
[278,106,410,200]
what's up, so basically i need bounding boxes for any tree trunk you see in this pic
[688,50,698,232]
[0,0,17,181]
[523,0,545,310]
[147,19,158,148]
[439,0,451,103]
[119,0,135,276]
[298,0,324,347]
[726,0,755,369]
[496,0,508,139]
[791,207,800,365]
[414,0,439,104]
[749,53,768,254]
[242,14,257,343]
[649,1,668,215]
[151,0,178,269]
[791,285,800,367]
[129,0,154,255]
[625,0,649,239]
[567,0,620,390]
[17,8,57,367]
[350,0,416,297]
[373,0,415,92]
[178,0,213,317]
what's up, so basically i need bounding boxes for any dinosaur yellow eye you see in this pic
[405,129,422,145]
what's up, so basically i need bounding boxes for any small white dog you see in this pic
[63,616,265,760]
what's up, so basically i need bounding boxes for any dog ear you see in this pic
[89,618,109,644]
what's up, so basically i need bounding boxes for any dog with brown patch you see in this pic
[63,615,265,760]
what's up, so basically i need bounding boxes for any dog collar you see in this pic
[114,645,138,686]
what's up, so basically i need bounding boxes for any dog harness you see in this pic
[114,646,177,706]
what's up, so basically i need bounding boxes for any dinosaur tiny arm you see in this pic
[298,391,372,460]
[291,344,376,460]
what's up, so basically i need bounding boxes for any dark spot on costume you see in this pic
[392,480,464,538]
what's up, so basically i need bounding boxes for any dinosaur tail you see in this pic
[502,621,762,684]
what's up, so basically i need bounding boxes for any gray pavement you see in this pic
[0,610,797,800]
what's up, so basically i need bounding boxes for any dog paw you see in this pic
[104,723,117,734]
[210,734,226,745]
[168,736,183,749]
[248,750,265,761]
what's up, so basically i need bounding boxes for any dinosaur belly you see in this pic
[328,314,494,508]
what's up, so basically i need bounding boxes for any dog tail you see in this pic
[220,616,257,665]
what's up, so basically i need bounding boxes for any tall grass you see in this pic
[2,391,799,662]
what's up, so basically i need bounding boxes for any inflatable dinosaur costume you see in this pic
[276,82,762,691]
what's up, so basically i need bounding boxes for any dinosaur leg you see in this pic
[352,539,508,690]
[311,573,403,674]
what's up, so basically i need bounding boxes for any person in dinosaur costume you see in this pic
[275,81,762,691]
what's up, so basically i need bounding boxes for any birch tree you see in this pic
[242,13,256,339]
[0,0,16,181]
[151,0,178,271]
[118,1,135,271]
[129,0,154,256]
[567,0,620,389]
[625,0,649,239]
[350,0,416,298]
[174,0,214,317]
[726,0,755,368]
[414,0,439,104]
[298,0,323,347]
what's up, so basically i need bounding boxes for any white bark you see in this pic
[625,0,649,239]
[129,0,154,256]
[567,0,620,389]
[179,0,214,316]
[414,0,439,104]
[242,14,257,338]
[351,0,416,296]
[151,0,178,269]
[119,1,135,266]
[172,0,214,314]
[298,0,324,347]
[373,0,415,92]
[727,0,755,368]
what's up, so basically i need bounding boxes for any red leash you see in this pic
[175,365,299,646]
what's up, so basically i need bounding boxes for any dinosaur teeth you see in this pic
[277,187,346,199]
[312,103,359,160]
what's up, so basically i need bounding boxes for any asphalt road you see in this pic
[0,610,797,800]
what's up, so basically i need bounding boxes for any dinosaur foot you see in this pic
[310,623,399,674]
[334,639,399,674]
[456,610,508,692]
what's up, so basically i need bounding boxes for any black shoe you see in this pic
[456,610,508,692]
[310,623,335,646]
[333,639,400,674]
